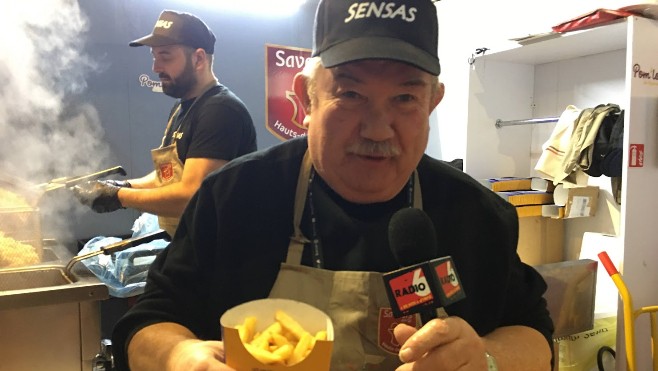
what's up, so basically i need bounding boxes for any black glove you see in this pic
[71,180,124,213]
[103,179,132,188]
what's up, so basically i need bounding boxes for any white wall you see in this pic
[430,0,644,161]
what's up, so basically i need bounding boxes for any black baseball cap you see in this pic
[129,10,216,54]
[312,0,440,75]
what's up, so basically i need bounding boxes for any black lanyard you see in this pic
[306,168,415,269]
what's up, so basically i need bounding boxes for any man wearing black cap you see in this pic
[72,10,257,238]
[112,2,553,370]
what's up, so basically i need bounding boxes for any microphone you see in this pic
[383,208,466,324]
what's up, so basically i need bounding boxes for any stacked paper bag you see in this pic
[480,177,560,218]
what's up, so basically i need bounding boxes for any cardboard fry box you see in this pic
[220,298,334,371]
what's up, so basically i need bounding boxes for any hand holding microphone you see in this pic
[383,207,465,324]
[394,317,489,370]
[383,208,493,371]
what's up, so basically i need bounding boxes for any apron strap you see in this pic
[160,104,182,148]
[287,151,313,264]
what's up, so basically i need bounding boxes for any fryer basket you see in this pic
[0,206,43,267]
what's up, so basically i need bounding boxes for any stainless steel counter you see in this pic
[0,240,109,371]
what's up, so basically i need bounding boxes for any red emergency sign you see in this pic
[629,144,644,168]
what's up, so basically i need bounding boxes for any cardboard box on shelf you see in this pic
[553,185,600,219]
[517,216,564,265]
[220,298,334,371]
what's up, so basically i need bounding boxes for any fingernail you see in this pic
[399,347,411,363]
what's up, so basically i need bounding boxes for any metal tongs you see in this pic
[37,166,127,192]
[0,166,128,208]
[64,229,170,278]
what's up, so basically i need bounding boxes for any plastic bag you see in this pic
[557,316,617,371]
[130,211,162,238]
[78,213,168,298]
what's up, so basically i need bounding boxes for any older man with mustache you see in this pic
[111,1,554,370]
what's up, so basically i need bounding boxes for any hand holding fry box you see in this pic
[220,299,334,370]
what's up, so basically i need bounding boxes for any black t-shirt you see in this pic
[112,137,554,370]
[162,84,257,163]
[303,174,406,271]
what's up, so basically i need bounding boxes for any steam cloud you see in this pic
[0,0,112,181]
[1,1,117,244]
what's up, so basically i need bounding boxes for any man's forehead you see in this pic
[151,44,186,55]
[329,59,431,82]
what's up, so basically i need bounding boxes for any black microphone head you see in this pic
[388,207,438,267]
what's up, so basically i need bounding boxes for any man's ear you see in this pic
[431,82,445,111]
[193,48,206,70]
[302,114,311,127]
[292,72,311,115]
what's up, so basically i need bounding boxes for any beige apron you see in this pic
[268,152,445,370]
[151,82,218,237]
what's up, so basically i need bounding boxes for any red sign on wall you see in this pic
[629,144,644,167]
[265,44,312,141]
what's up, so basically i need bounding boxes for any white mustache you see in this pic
[347,140,400,157]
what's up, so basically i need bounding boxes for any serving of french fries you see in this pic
[235,309,328,366]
